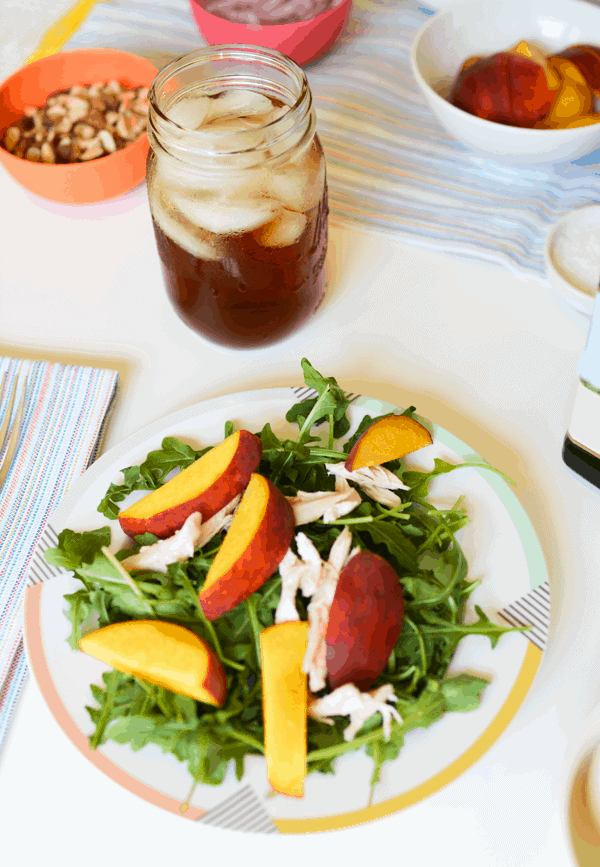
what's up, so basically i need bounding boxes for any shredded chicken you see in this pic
[275,528,360,667]
[274,532,333,624]
[325,462,409,507]
[286,475,361,525]
[274,548,304,624]
[120,495,240,573]
[295,532,325,597]
[303,526,353,692]
[192,494,240,546]
[308,683,402,741]
[325,463,409,490]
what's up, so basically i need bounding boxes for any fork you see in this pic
[0,372,28,490]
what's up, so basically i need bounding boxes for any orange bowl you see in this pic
[188,0,352,66]
[0,49,160,204]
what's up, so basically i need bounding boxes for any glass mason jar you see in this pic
[146,45,328,349]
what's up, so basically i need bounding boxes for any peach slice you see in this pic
[459,55,482,74]
[562,115,600,128]
[509,41,561,90]
[510,40,545,65]
[450,52,554,128]
[542,57,594,128]
[198,473,295,621]
[345,414,432,471]
[118,430,262,539]
[326,551,404,691]
[260,621,309,798]
[551,44,600,94]
[78,620,226,705]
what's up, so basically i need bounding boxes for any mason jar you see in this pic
[146,45,328,349]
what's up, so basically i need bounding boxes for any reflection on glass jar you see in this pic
[146,45,328,349]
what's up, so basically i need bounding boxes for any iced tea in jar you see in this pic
[146,45,328,348]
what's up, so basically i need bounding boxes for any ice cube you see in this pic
[265,105,291,124]
[207,118,260,132]
[257,209,307,247]
[166,95,211,130]
[289,144,326,208]
[155,148,267,199]
[242,104,291,129]
[209,89,274,121]
[208,116,267,130]
[155,155,198,193]
[263,167,308,212]
[169,192,281,235]
[151,193,225,261]
[268,129,305,159]
[199,117,266,152]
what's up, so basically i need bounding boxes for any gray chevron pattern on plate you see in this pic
[197,785,279,833]
[291,386,358,403]
[498,582,550,651]
[27,523,63,587]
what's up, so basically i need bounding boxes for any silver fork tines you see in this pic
[0,373,28,490]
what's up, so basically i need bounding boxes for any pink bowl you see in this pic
[189,0,352,66]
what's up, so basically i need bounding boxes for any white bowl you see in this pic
[411,0,600,164]
[545,205,600,315]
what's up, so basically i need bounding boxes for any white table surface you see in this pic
[1,162,600,866]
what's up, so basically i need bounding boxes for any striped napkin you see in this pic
[0,358,119,754]
[42,0,600,282]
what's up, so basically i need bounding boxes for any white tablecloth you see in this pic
[2,2,600,862]
[0,157,599,864]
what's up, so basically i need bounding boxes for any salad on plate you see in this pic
[45,359,522,807]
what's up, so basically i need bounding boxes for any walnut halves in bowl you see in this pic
[2,80,149,164]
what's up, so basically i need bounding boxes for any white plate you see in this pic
[24,386,548,833]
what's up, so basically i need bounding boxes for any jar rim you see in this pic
[148,44,312,162]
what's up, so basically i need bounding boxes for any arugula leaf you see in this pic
[404,457,514,500]
[401,574,446,603]
[356,522,419,573]
[45,527,111,572]
[365,729,404,795]
[97,466,149,520]
[63,589,99,649]
[141,437,207,482]
[257,421,284,450]
[97,437,210,519]
[286,359,352,442]
[440,674,489,712]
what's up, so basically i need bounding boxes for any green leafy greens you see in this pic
[46,358,525,806]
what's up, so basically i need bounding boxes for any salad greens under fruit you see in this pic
[45,359,523,806]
